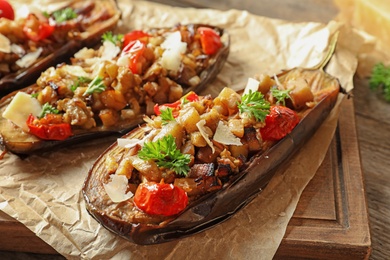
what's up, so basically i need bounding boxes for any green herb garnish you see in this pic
[42,11,50,18]
[271,87,291,106]
[38,103,59,119]
[102,31,124,45]
[71,76,92,92]
[370,62,390,102]
[160,107,175,125]
[83,76,106,96]
[138,135,191,176]
[52,7,77,23]
[31,93,39,99]
[237,90,270,122]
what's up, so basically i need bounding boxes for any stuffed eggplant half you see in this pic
[82,63,341,245]
[0,0,121,95]
[0,24,229,154]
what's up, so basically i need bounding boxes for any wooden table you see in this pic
[1,0,389,259]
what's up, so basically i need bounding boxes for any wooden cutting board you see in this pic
[0,98,371,259]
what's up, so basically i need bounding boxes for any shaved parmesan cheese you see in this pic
[103,174,133,203]
[243,77,260,96]
[117,138,143,148]
[101,40,120,60]
[196,119,215,153]
[11,44,24,56]
[214,121,242,146]
[2,92,42,132]
[61,65,90,78]
[0,33,11,53]
[16,48,42,68]
[74,47,95,59]
[117,128,157,149]
[161,31,187,72]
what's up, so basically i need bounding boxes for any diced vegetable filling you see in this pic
[3,24,225,141]
[105,73,322,217]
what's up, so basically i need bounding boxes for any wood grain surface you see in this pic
[1,0,389,259]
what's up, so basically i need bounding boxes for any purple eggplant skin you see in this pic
[82,78,340,245]
[0,0,121,97]
[0,26,230,155]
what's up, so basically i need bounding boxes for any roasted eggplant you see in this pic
[82,35,341,244]
[0,24,230,154]
[0,0,121,95]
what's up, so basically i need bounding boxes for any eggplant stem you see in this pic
[312,31,339,71]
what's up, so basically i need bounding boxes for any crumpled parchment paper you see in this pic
[0,0,363,259]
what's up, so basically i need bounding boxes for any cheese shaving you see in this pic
[0,33,11,53]
[2,92,42,132]
[117,128,157,149]
[196,119,215,153]
[214,121,242,146]
[15,48,43,68]
[103,174,133,203]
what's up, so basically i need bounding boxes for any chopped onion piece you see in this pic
[117,54,130,67]
[101,41,120,60]
[243,77,260,96]
[214,121,242,146]
[188,76,201,87]
[196,119,215,153]
[16,48,42,68]
[103,174,133,203]
[161,31,187,72]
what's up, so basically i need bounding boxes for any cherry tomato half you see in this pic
[26,114,72,141]
[23,13,55,42]
[260,105,300,141]
[197,27,222,55]
[123,30,150,48]
[153,92,199,116]
[122,40,147,74]
[134,181,188,216]
[0,0,14,20]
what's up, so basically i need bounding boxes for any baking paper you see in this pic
[0,0,362,259]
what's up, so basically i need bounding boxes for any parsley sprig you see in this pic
[370,62,390,102]
[271,87,291,106]
[160,108,175,125]
[138,135,191,176]
[38,103,59,118]
[52,7,77,23]
[237,90,270,122]
[83,76,106,96]
[102,31,124,45]
[71,76,92,92]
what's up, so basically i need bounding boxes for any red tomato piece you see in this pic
[134,182,188,216]
[26,114,72,141]
[184,92,200,102]
[197,27,222,55]
[153,100,181,116]
[23,13,55,42]
[153,92,199,116]
[122,40,147,74]
[260,105,300,141]
[0,0,14,20]
[123,30,150,47]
